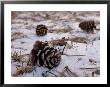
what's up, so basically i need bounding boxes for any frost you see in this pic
[11,11,100,77]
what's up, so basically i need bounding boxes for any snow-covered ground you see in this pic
[11,11,100,77]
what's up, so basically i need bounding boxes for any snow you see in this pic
[11,11,100,77]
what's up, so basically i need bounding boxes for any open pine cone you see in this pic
[30,41,61,69]
[79,20,96,33]
[36,24,48,36]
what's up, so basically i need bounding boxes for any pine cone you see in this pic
[36,24,48,36]
[30,41,61,69]
[79,20,96,33]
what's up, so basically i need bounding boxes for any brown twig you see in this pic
[80,67,100,70]
[46,71,58,77]
[64,66,79,77]
[63,54,86,56]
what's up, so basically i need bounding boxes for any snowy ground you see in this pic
[11,11,100,77]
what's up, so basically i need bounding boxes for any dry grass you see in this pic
[11,51,23,62]
[75,17,83,22]
[11,51,30,63]
[13,66,34,76]
[11,51,34,76]
[11,32,27,41]
[49,37,67,46]
[41,66,79,77]
[59,66,78,77]
[12,32,23,36]
[11,20,28,25]
[49,37,88,46]
[48,28,73,33]
[11,11,17,19]
[69,37,88,43]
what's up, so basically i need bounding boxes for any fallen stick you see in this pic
[63,54,86,56]
[66,69,78,77]
[45,71,58,77]
[80,67,100,70]
[64,66,79,77]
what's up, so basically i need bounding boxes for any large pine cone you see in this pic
[30,41,61,69]
[79,20,96,33]
[36,24,48,36]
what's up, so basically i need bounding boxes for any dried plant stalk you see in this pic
[60,66,79,77]
[13,66,33,76]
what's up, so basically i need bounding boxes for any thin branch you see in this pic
[64,66,79,77]
[63,53,86,56]
[46,71,58,77]
[80,67,100,70]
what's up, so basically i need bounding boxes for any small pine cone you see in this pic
[79,20,96,33]
[36,24,48,36]
[30,41,61,69]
